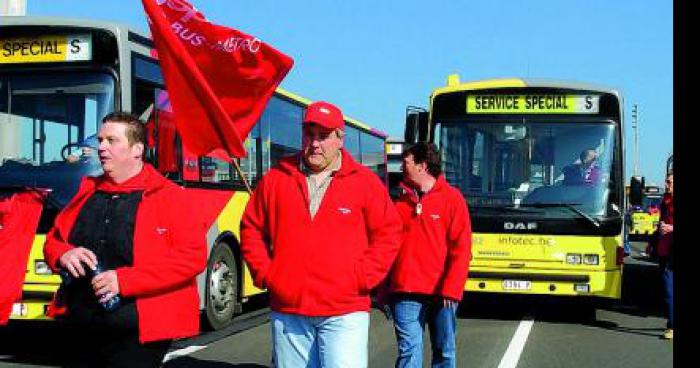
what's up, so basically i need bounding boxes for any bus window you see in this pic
[261,96,302,172]
[133,78,181,180]
[440,121,615,216]
[0,72,114,206]
[360,132,386,179]
[441,126,485,193]
[133,54,165,86]
[237,123,261,185]
[152,89,179,178]
[344,125,361,162]
[200,153,232,184]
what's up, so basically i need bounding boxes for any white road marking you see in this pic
[162,345,207,363]
[497,314,535,368]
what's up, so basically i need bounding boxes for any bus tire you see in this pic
[204,242,239,330]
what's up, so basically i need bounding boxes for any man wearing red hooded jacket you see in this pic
[658,172,674,340]
[44,112,206,367]
[387,142,472,368]
[241,101,402,368]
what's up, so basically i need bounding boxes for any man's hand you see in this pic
[660,222,674,235]
[66,147,93,164]
[92,270,120,304]
[58,247,97,278]
[66,154,80,164]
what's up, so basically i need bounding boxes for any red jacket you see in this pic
[657,193,673,258]
[241,149,402,316]
[44,164,207,343]
[389,176,472,301]
[0,192,44,325]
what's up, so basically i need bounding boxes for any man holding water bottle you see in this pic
[44,112,207,367]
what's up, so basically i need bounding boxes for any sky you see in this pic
[22,0,673,186]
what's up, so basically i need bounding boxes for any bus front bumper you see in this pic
[465,269,622,299]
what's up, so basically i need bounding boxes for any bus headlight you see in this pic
[566,254,582,265]
[583,254,599,265]
[34,260,53,275]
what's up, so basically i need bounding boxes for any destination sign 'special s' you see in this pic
[0,34,92,64]
[467,94,600,114]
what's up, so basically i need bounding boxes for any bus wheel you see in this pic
[204,243,239,330]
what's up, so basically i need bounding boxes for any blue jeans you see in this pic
[391,295,457,368]
[662,261,674,328]
[270,311,369,368]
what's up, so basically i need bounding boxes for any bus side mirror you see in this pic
[405,106,429,144]
[629,176,645,206]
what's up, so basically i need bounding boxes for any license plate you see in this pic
[11,303,27,317]
[503,280,531,291]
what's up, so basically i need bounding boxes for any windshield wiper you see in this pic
[519,203,600,228]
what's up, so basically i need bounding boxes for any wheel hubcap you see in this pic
[209,258,235,315]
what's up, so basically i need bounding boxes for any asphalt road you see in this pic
[0,242,672,368]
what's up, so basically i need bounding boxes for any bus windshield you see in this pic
[0,72,114,206]
[438,120,616,218]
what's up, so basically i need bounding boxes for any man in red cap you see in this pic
[241,101,402,367]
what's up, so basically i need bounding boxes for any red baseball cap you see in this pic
[303,101,344,130]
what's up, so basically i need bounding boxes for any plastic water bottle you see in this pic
[91,263,121,312]
[59,269,74,286]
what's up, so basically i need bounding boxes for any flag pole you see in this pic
[231,157,253,194]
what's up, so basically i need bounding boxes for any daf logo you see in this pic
[504,222,537,230]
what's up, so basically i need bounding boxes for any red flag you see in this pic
[142,0,294,159]
[0,191,45,325]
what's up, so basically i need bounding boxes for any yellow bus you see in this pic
[405,76,625,300]
[1,16,388,329]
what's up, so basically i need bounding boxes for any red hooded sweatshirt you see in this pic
[657,192,673,258]
[44,164,207,343]
[389,176,472,301]
[241,149,402,316]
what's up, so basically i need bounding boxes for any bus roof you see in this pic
[432,76,621,100]
[0,15,138,37]
[0,15,154,61]
[1,16,387,139]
